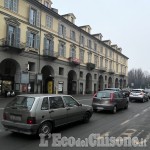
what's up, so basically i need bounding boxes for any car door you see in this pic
[62,96,83,123]
[118,92,126,108]
[49,96,67,127]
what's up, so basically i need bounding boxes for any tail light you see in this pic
[110,93,115,103]
[140,92,144,95]
[3,112,6,120]
[27,117,36,124]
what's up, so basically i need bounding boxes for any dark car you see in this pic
[121,89,130,97]
[92,90,128,114]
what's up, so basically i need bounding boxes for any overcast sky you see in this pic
[52,0,150,72]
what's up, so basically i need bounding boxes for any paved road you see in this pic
[0,95,150,149]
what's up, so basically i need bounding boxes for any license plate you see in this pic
[10,115,21,121]
[97,107,104,110]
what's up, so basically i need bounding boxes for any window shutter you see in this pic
[15,27,20,48]
[64,26,66,38]
[58,43,61,56]
[35,34,40,49]
[36,10,40,27]
[26,31,30,47]
[29,6,32,24]
[87,39,89,48]
[64,44,66,57]
[13,0,18,13]
[79,35,81,44]
[70,30,72,40]
[44,37,48,55]
[50,40,54,56]
[6,25,9,45]
[70,47,72,57]
[58,23,61,35]
[4,0,9,9]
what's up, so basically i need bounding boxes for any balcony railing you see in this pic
[87,62,95,70]
[119,71,126,76]
[68,57,80,65]
[0,38,25,52]
[99,66,106,72]
[108,68,115,74]
[43,49,59,60]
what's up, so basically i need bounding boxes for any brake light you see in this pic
[93,93,97,97]
[140,92,144,95]
[27,117,36,124]
[110,93,114,103]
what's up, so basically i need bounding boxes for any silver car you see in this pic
[129,89,149,102]
[1,94,93,136]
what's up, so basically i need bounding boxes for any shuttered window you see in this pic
[7,25,20,48]
[46,15,53,29]
[26,31,40,49]
[4,0,18,13]
[44,37,54,56]
[58,42,66,57]
[58,23,66,38]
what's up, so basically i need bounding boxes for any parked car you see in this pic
[92,90,128,114]
[1,94,93,136]
[129,89,149,102]
[121,89,130,97]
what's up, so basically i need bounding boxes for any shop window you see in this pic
[28,62,35,72]
[80,71,83,78]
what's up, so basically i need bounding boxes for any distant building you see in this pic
[0,0,128,95]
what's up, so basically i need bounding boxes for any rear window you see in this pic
[97,92,110,98]
[7,96,35,110]
[132,90,142,93]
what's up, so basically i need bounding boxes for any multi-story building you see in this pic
[0,0,128,95]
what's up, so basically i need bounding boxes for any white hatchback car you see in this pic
[129,89,149,102]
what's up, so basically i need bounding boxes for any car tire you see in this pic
[83,112,91,123]
[38,122,52,137]
[142,98,145,103]
[112,106,117,114]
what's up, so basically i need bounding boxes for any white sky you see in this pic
[52,0,150,72]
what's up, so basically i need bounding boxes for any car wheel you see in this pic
[38,122,52,137]
[83,112,91,123]
[124,102,128,109]
[142,98,145,103]
[112,106,117,114]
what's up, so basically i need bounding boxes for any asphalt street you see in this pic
[0,95,150,149]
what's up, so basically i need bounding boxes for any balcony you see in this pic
[119,71,126,77]
[108,68,115,74]
[0,38,25,53]
[99,66,106,72]
[43,49,59,60]
[68,57,80,66]
[87,62,95,70]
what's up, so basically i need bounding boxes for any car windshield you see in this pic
[7,96,35,110]
[132,90,142,93]
[97,92,110,99]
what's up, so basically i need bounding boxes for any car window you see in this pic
[49,96,64,109]
[41,97,49,110]
[63,96,79,107]
[7,96,35,110]
[97,92,110,98]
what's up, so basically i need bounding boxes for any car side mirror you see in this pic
[79,103,82,106]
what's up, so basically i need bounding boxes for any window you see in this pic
[79,49,84,63]
[26,31,40,49]
[70,30,76,41]
[87,39,92,49]
[58,42,66,57]
[70,47,76,58]
[109,61,112,69]
[59,67,64,75]
[80,35,85,46]
[63,96,79,107]
[28,62,35,72]
[46,15,53,28]
[100,46,103,54]
[105,59,108,68]
[100,57,103,67]
[94,55,98,67]
[49,97,64,109]
[94,74,97,79]
[41,97,49,110]
[80,71,83,78]
[88,53,92,63]
[4,0,18,13]
[7,25,20,48]
[44,37,54,55]
[58,23,66,38]
[105,48,108,57]
[44,1,49,8]
[94,43,97,52]
[29,7,40,27]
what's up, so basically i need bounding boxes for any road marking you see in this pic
[143,109,148,112]
[0,108,4,110]
[120,120,130,125]
[134,114,140,118]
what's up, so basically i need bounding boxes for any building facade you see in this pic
[0,0,128,95]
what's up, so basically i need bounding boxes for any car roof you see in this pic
[104,88,121,91]
[17,94,71,98]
